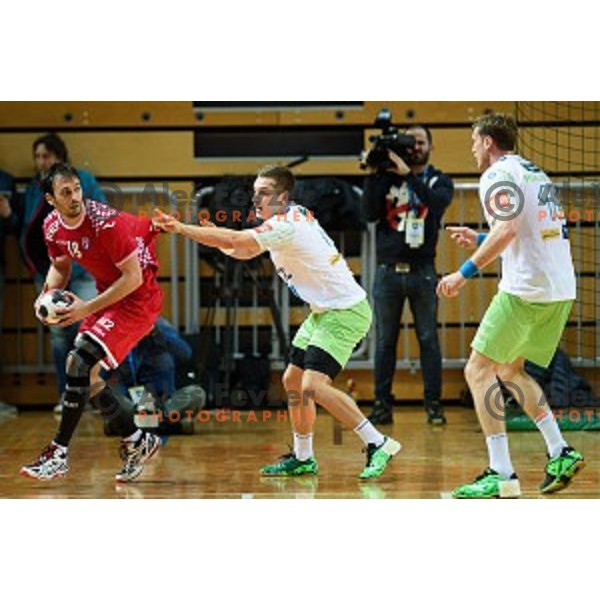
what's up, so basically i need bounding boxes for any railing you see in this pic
[2,182,598,374]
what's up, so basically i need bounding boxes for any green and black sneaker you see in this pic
[359,437,402,480]
[540,446,585,494]
[260,453,319,477]
[452,468,521,499]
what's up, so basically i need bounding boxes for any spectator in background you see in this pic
[363,126,454,426]
[114,318,193,400]
[2,133,107,412]
[0,167,17,414]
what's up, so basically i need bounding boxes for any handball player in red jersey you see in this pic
[21,163,163,483]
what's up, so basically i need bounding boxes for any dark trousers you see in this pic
[373,263,442,409]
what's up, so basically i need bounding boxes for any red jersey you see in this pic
[43,200,161,302]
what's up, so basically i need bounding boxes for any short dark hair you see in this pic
[406,124,433,145]
[42,163,80,196]
[33,133,69,163]
[257,165,295,193]
[473,113,518,151]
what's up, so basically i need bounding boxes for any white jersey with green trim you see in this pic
[250,205,366,312]
[479,154,576,302]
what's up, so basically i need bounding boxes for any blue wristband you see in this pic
[459,259,480,280]
[476,233,487,247]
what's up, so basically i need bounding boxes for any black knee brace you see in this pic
[64,335,106,400]
[55,335,107,447]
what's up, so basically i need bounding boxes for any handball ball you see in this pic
[37,290,73,324]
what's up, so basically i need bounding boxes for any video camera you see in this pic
[360,108,416,172]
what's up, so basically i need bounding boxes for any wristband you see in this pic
[476,233,487,247]
[459,259,480,280]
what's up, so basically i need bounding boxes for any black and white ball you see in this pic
[37,290,73,325]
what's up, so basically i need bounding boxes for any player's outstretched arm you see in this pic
[153,209,263,259]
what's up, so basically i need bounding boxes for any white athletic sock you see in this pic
[51,441,68,453]
[486,434,515,479]
[293,432,314,461]
[123,429,143,443]
[535,412,568,458]
[354,419,385,447]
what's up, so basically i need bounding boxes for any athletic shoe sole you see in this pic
[19,467,69,481]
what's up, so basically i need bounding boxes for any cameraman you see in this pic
[363,126,453,425]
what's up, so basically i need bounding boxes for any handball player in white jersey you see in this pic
[155,165,401,479]
[438,114,584,498]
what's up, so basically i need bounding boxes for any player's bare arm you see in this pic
[468,217,518,271]
[153,209,264,258]
[42,255,72,293]
[56,252,144,327]
[34,256,73,324]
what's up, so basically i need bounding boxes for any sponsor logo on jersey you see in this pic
[541,228,561,241]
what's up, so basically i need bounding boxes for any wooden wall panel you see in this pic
[563,326,598,360]
[0,131,366,178]
[2,283,38,329]
[3,237,28,279]
[0,332,51,365]
[2,127,597,180]
[278,101,514,126]
[0,102,198,128]
[0,101,515,129]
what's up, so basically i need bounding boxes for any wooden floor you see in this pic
[1,407,599,499]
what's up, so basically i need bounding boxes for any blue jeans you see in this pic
[117,352,176,400]
[373,263,442,408]
[35,273,97,397]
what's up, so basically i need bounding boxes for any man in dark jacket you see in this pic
[363,126,453,425]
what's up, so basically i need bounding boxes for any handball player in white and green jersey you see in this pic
[439,114,584,498]
[154,165,401,480]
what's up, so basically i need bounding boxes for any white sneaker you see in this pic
[115,432,161,483]
[20,443,69,480]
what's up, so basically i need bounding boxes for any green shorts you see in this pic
[472,291,573,368]
[292,299,373,368]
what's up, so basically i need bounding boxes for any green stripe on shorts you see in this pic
[472,291,573,367]
[292,299,372,368]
